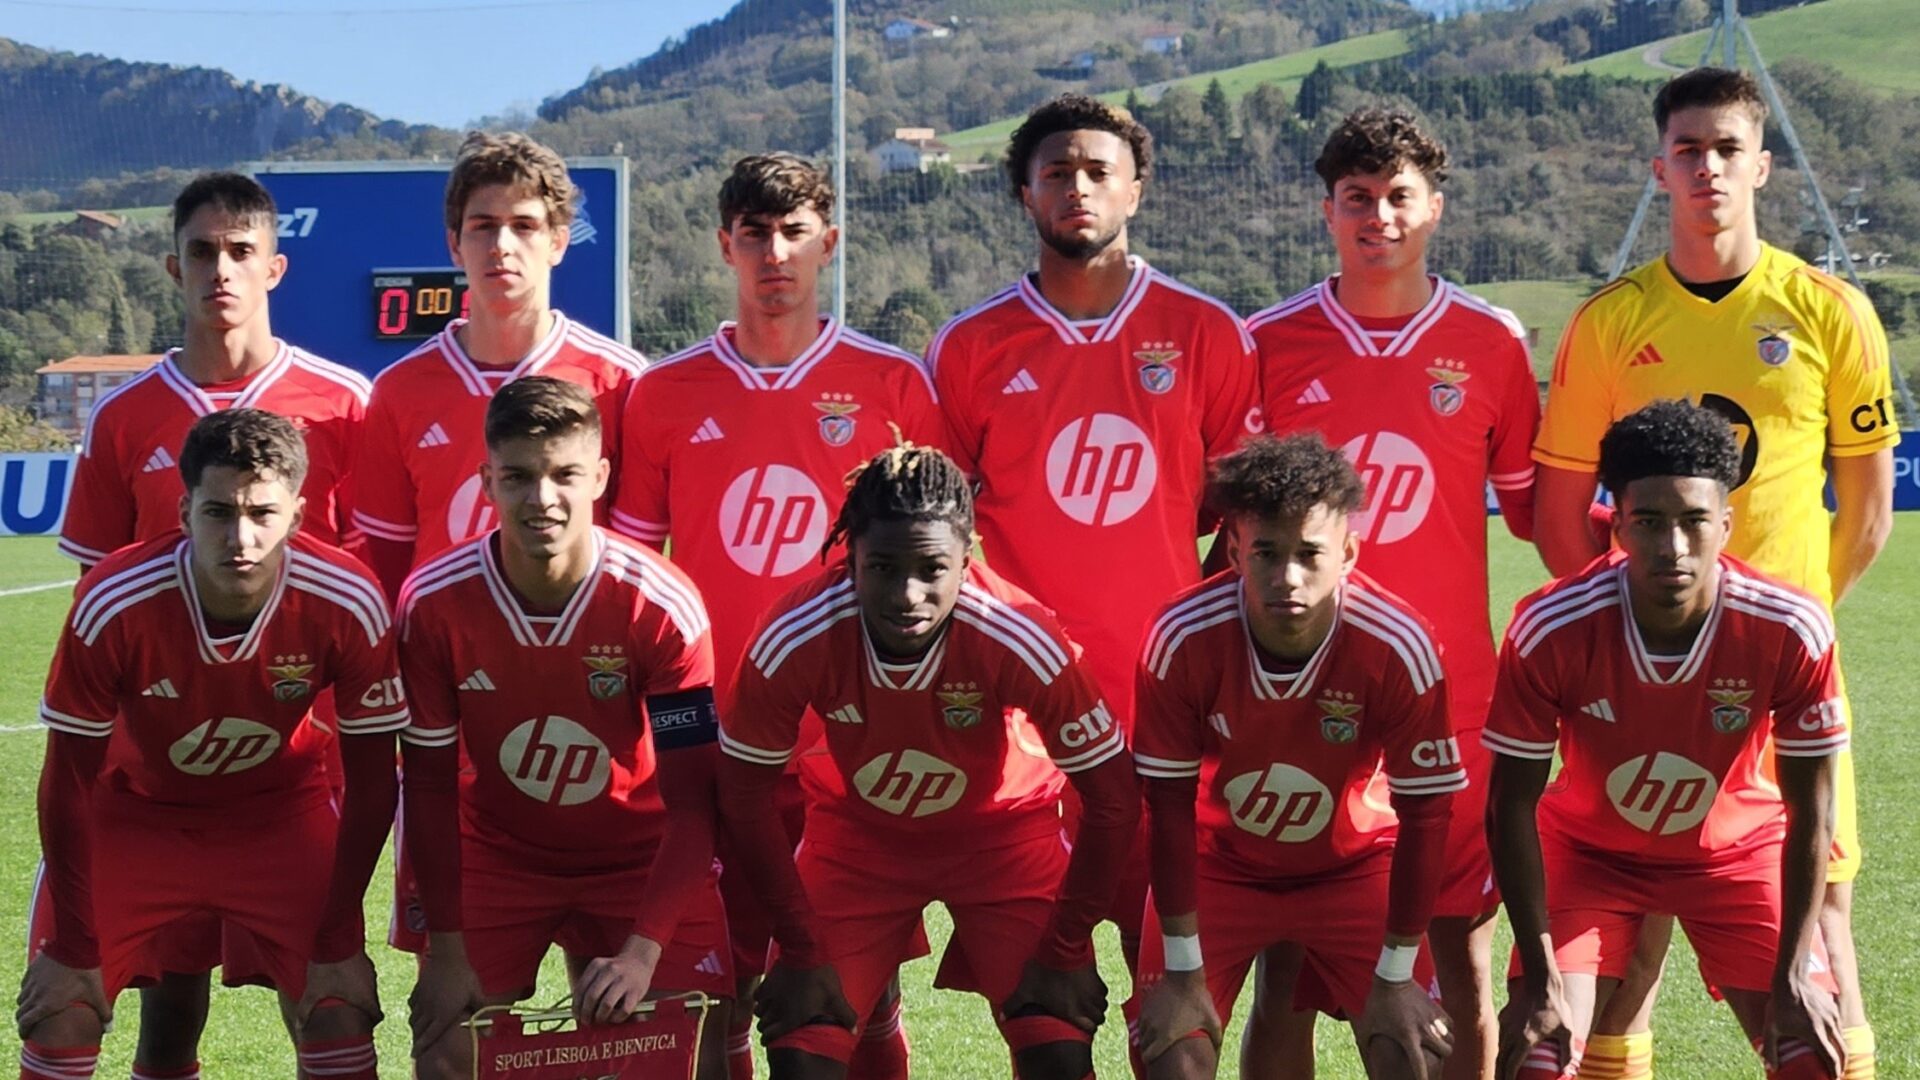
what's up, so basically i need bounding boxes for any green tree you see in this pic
[1202,78,1235,146]
[0,403,72,451]
[1296,61,1337,122]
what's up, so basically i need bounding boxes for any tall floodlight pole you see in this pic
[832,0,848,325]
[1603,0,1918,423]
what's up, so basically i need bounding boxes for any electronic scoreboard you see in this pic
[249,158,629,378]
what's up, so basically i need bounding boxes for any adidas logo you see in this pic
[1208,711,1231,740]
[417,423,451,449]
[695,951,726,976]
[459,670,496,692]
[141,678,179,699]
[1630,344,1665,367]
[827,703,863,725]
[1580,698,1616,722]
[141,446,176,474]
[689,417,725,443]
[1001,369,1039,395]
[1295,379,1332,405]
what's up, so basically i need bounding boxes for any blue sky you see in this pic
[0,0,739,128]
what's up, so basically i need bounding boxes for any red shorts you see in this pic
[1128,854,1432,1034]
[69,800,343,998]
[459,839,734,1001]
[772,830,1088,1065]
[1433,725,1499,920]
[1528,831,1833,996]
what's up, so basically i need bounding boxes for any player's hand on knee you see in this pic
[297,951,383,1033]
[15,954,109,1037]
[753,961,857,1042]
[573,935,662,1026]
[408,947,487,1057]
[1494,978,1571,1080]
[1001,959,1108,1035]
[1764,972,1847,1078]
[1138,970,1222,1062]
[1358,976,1451,1080]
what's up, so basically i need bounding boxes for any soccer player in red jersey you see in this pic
[1248,109,1539,1080]
[353,131,644,599]
[18,409,404,1080]
[1129,434,1460,1080]
[613,153,939,1079]
[1488,401,1848,1080]
[928,93,1260,967]
[717,444,1139,1080]
[397,378,731,1080]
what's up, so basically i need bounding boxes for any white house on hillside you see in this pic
[884,17,951,41]
[874,127,953,173]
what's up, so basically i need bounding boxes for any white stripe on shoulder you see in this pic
[1442,284,1529,340]
[953,585,1069,677]
[288,560,390,644]
[1722,570,1835,655]
[836,327,938,394]
[1143,580,1240,677]
[77,363,166,452]
[287,347,374,403]
[1342,593,1442,694]
[563,323,648,375]
[1506,573,1621,656]
[606,540,711,642]
[396,540,488,623]
[72,552,179,641]
[373,337,449,388]
[634,338,719,381]
[1148,269,1255,351]
[748,582,860,676]
[1244,285,1322,333]
[926,285,1022,375]
[1344,585,1442,689]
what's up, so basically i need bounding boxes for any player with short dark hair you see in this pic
[399,377,732,1080]
[1532,66,1891,1079]
[19,408,403,1080]
[1490,400,1848,1080]
[1250,106,1540,1080]
[1128,434,1460,1080]
[718,443,1139,1080]
[931,91,1261,975]
[614,151,940,1080]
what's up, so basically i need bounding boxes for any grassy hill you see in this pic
[1564,0,1920,94]
[943,27,1414,159]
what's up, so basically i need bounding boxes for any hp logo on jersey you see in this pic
[1223,764,1334,842]
[719,465,829,577]
[854,749,966,818]
[501,715,610,806]
[170,717,281,776]
[1341,431,1435,545]
[1606,752,1716,836]
[1046,413,1158,526]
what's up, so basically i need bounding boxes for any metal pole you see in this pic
[1607,19,1726,280]
[1722,0,1738,66]
[832,0,848,325]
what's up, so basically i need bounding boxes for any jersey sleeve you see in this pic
[718,623,814,769]
[1022,651,1127,776]
[1131,642,1205,781]
[327,589,409,736]
[610,378,671,546]
[1199,313,1261,458]
[396,600,460,751]
[348,387,420,545]
[1490,331,1543,494]
[1375,646,1466,796]
[1810,274,1901,458]
[1480,621,1563,761]
[927,326,982,476]
[57,415,133,567]
[895,360,950,453]
[1768,616,1848,758]
[632,567,716,698]
[39,593,123,739]
[1534,290,1622,472]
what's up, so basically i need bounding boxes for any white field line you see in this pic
[0,580,74,598]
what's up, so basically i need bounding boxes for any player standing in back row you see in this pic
[1530,69,1893,1080]
[1249,108,1539,1080]
[928,94,1261,969]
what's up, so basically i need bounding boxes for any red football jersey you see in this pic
[1483,555,1846,862]
[59,343,369,564]
[352,312,644,566]
[929,258,1261,718]
[611,318,944,690]
[39,532,406,823]
[1133,569,1464,881]
[398,526,714,869]
[1250,279,1539,723]
[720,561,1125,854]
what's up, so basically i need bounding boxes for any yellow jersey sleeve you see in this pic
[1534,279,1637,472]
[1798,269,1902,457]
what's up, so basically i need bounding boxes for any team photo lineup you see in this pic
[10,57,1902,1080]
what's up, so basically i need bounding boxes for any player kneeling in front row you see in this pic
[717,443,1140,1080]
[399,377,733,1080]
[1488,400,1849,1080]
[1129,433,1460,1080]
[19,408,402,1080]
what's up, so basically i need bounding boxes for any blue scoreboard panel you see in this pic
[249,158,629,378]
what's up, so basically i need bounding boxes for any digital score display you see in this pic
[371,269,470,341]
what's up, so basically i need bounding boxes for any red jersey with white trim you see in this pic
[1134,569,1463,881]
[1483,554,1845,863]
[1250,279,1539,722]
[929,257,1261,717]
[612,318,944,690]
[397,526,714,871]
[353,312,644,566]
[58,343,369,564]
[39,532,405,823]
[721,561,1125,854]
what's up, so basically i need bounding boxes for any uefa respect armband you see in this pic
[646,687,720,751]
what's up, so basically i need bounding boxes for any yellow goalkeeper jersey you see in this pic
[1535,243,1898,605]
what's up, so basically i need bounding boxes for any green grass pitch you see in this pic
[1,519,1915,1076]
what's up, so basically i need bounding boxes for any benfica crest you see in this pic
[814,393,860,447]
[584,646,629,700]
[937,686,985,730]
[1754,322,1796,367]
[1135,343,1181,394]
[1316,691,1361,744]
[1708,679,1754,733]
[267,656,315,702]
[1425,361,1471,417]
